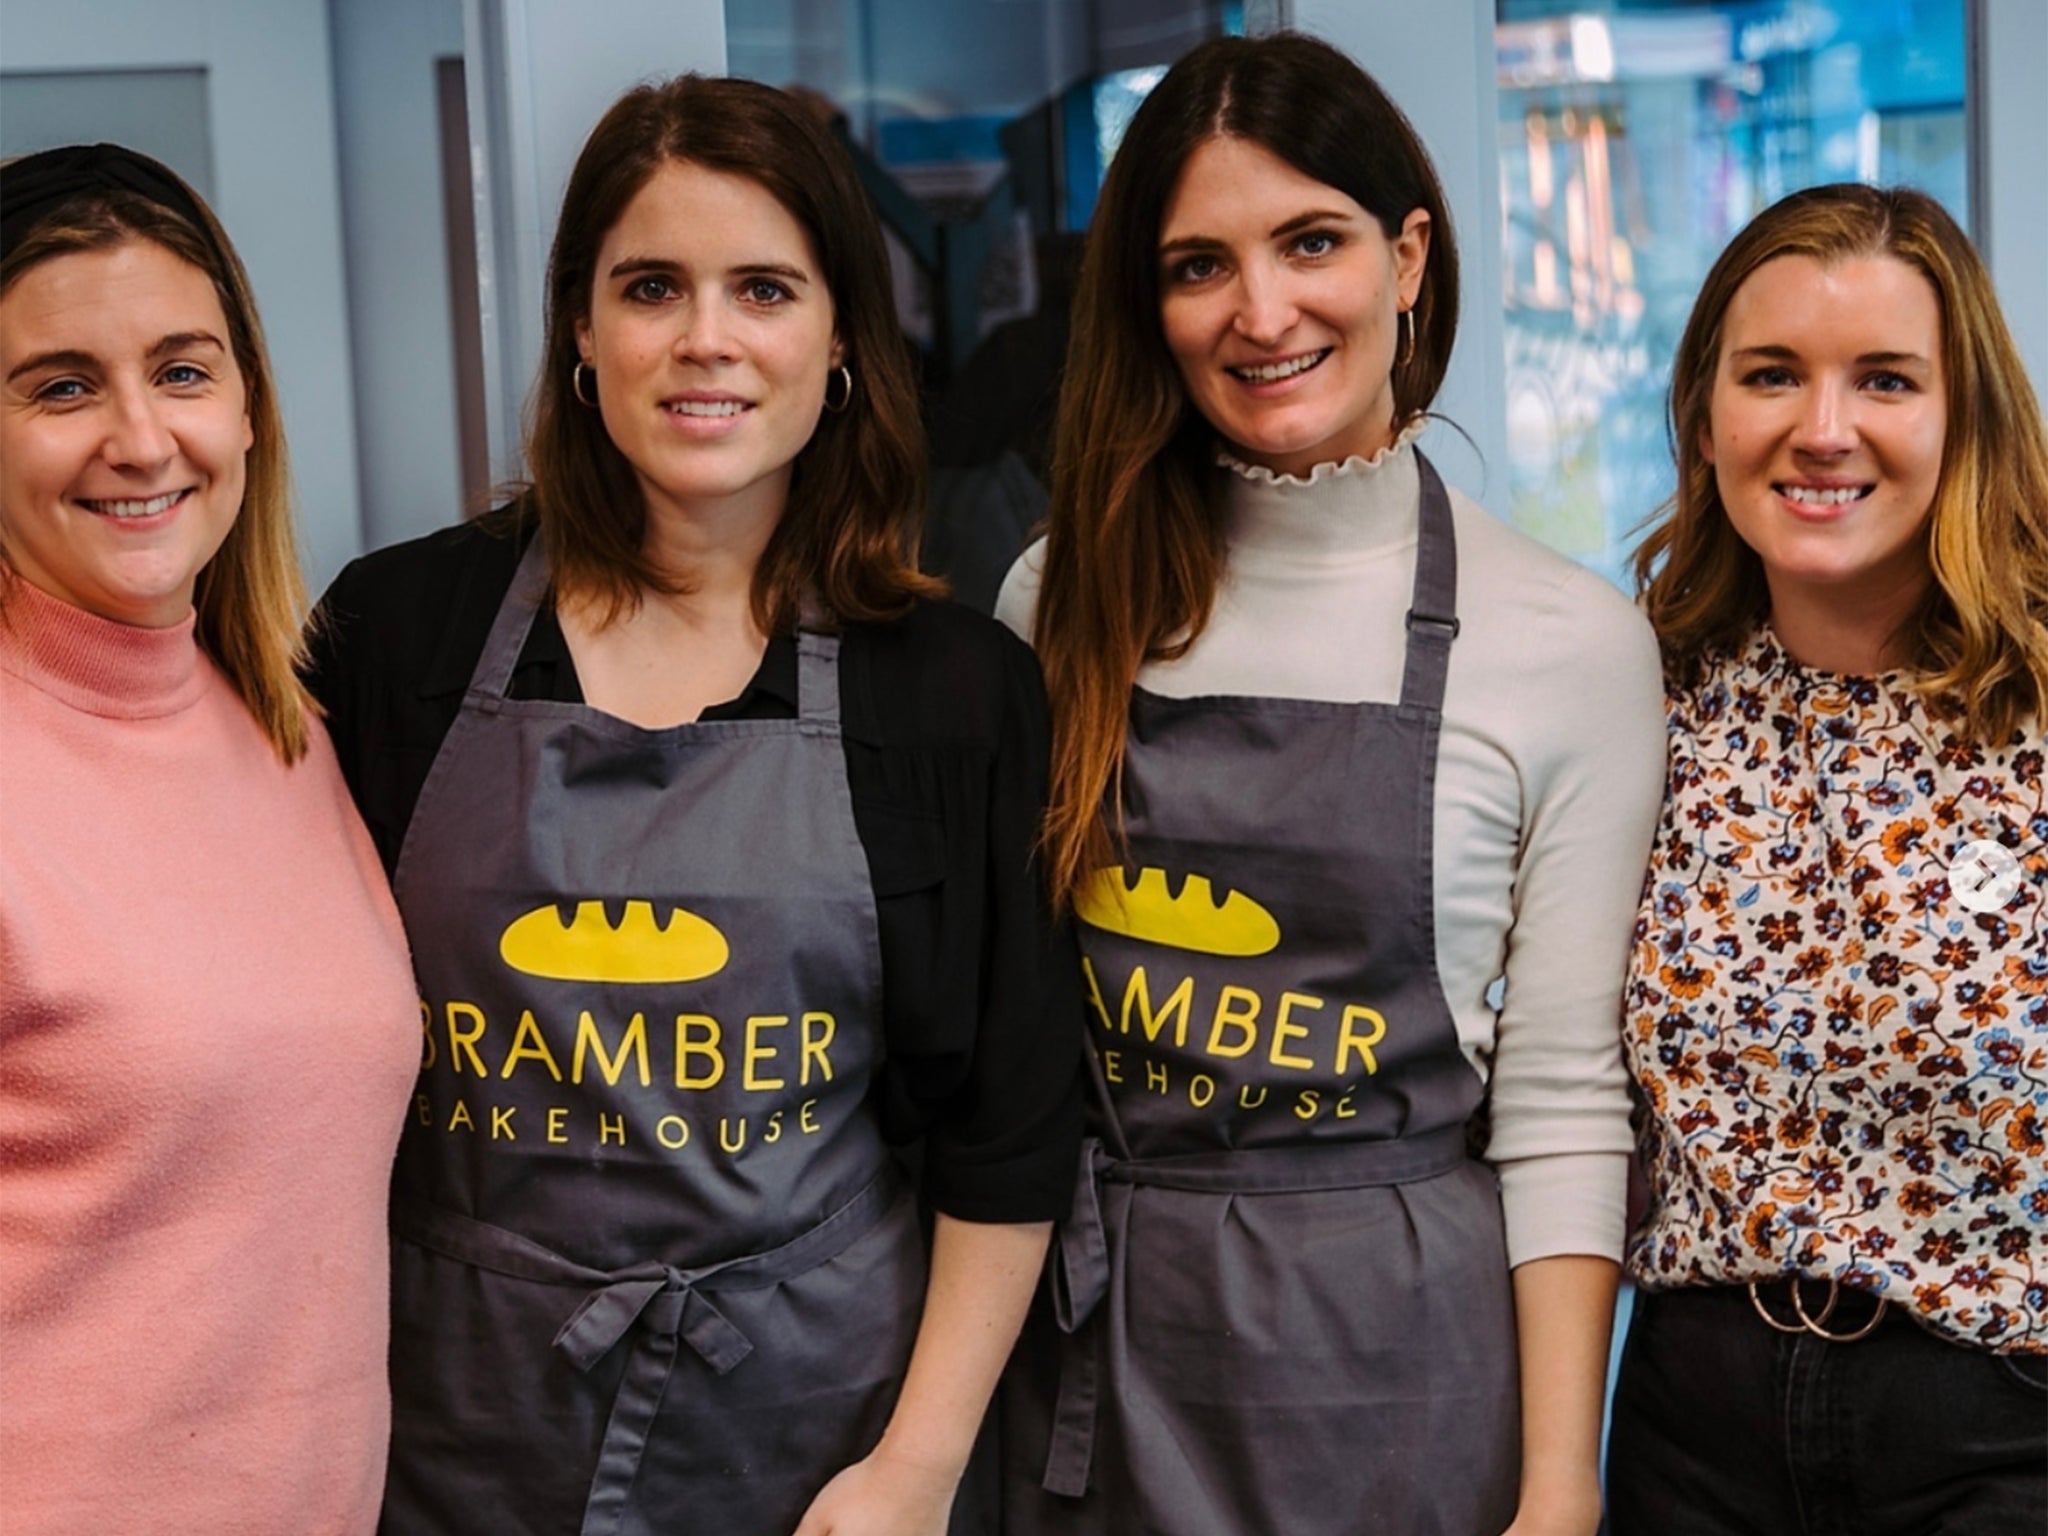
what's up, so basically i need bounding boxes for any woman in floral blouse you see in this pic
[1611,183,2048,1532]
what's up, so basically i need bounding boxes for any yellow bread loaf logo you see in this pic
[499,900,730,983]
[1075,867,1281,957]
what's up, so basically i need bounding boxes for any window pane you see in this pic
[0,68,215,200]
[728,0,1232,609]
[1495,0,1970,586]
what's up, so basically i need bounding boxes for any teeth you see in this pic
[81,491,183,518]
[667,400,745,417]
[1781,485,1868,506]
[1232,351,1327,383]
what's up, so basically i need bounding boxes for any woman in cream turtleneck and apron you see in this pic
[997,34,1666,1536]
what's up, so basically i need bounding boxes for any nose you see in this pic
[101,383,176,472]
[1793,377,1857,457]
[673,291,737,362]
[1230,259,1299,348]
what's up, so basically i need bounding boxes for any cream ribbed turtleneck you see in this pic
[999,433,1668,1265]
[0,574,418,1534]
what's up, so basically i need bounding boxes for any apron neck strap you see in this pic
[795,630,841,726]
[793,591,841,726]
[1398,450,1459,711]
[480,537,844,723]
[470,534,553,700]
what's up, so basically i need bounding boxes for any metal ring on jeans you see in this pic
[1747,1278,1809,1334]
[1748,1277,1889,1341]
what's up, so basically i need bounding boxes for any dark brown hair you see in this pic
[1,166,310,761]
[1636,183,2048,744]
[527,74,938,631]
[1035,32,1460,907]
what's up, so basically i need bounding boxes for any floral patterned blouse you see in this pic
[1625,625,2048,1352]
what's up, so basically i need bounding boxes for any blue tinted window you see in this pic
[1496,0,1969,585]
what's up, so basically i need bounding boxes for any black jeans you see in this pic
[1605,1283,2047,1536]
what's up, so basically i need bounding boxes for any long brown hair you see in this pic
[1635,183,2048,744]
[1,175,310,762]
[527,74,938,632]
[1035,32,1460,909]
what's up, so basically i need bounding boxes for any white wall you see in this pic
[1980,0,2048,396]
[1289,0,1510,508]
[3,0,366,594]
[460,0,729,482]
[330,0,469,548]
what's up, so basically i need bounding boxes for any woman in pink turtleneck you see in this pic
[0,145,417,1535]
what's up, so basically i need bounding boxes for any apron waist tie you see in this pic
[395,1167,901,1536]
[1041,1125,1471,1498]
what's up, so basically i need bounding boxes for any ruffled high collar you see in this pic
[1215,418,1429,565]
[1738,621,1913,692]
[0,574,206,719]
[1713,622,1953,743]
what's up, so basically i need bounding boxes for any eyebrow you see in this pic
[1159,207,1359,258]
[6,348,96,383]
[6,331,226,384]
[606,256,812,285]
[1729,344,1932,368]
[148,331,228,359]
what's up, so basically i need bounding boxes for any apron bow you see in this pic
[553,1272,755,1377]
[395,1173,900,1536]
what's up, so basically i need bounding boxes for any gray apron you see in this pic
[384,540,924,1536]
[1002,454,1520,1535]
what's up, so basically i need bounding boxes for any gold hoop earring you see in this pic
[823,364,853,413]
[1397,307,1416,370]
[572,361,598,408]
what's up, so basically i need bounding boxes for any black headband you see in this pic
[1,142,219,264]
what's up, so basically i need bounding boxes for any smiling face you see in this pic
[1156,135,1428,478]
[1705,253,1947,643]
[576,158,842,535]
[0,239,252,627]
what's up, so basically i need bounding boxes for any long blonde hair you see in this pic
[1636,183,2048,744]
[2,171,311,762]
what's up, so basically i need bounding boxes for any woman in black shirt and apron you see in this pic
[306,76,1080,1536]
[997,35,1659,1536]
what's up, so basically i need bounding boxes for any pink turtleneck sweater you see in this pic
[0,577,419,1535]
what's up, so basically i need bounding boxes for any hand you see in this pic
[1496,1479,1604,1536]
[791,1444,959,1536]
